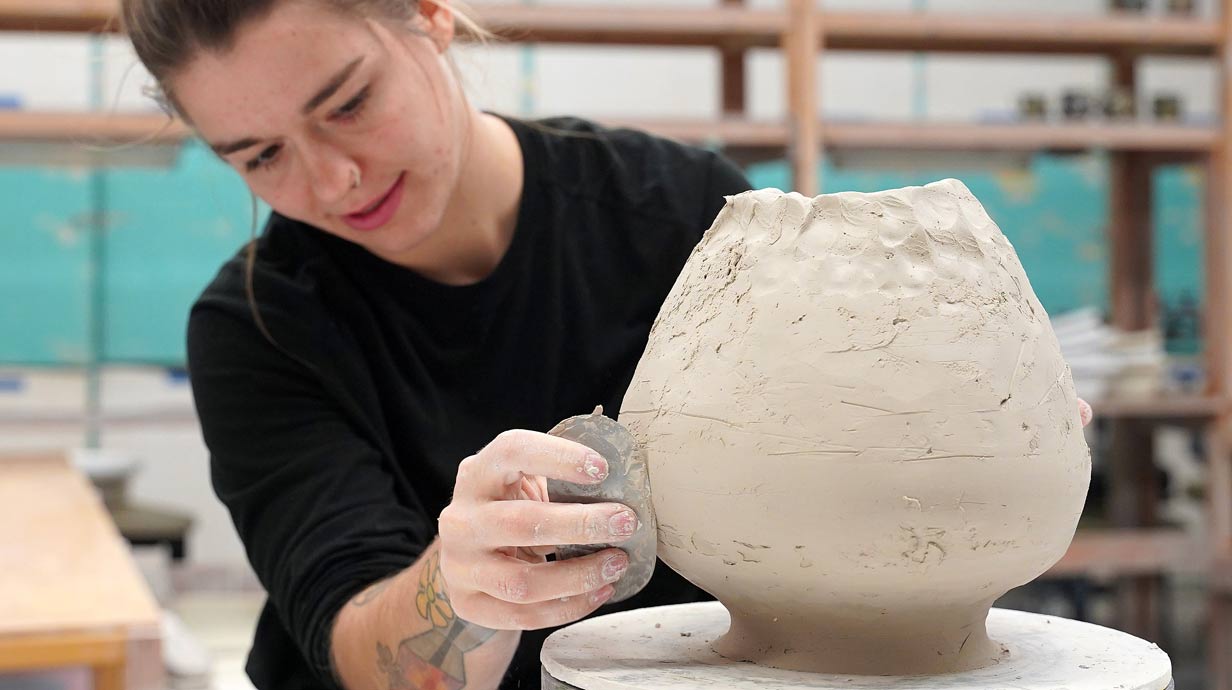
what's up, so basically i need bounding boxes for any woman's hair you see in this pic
[119,0,490,356]
[121,0,489,117]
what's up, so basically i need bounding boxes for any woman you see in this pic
[121,1,1095,689]
[127,0,749,687]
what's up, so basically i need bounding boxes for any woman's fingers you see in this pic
[460,549,628,605]
[469,499,638,548]
[452,585,616,631]
[517,475,549,503]
[454,429,607,500]
[439,497,636,555]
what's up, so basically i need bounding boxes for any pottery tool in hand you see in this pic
[546,407,657,603]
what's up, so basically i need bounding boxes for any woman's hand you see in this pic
[437,430,634,631]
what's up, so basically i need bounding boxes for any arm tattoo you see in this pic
[376,551,497,690]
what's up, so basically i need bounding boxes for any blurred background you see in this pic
[0,0,1229,689]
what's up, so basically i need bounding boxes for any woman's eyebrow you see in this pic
[208,56,366,156]
[301,56,365,115]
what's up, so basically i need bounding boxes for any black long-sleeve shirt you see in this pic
[187,115,752,690]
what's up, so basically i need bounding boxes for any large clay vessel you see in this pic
[619,179,1091,675]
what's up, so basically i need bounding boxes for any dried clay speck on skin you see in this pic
[620,179,1091,676]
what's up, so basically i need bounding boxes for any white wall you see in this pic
[0,0,1221,573]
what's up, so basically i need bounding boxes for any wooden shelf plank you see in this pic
[824,12,1222,56]
[0,112,1219,159]
[0,2,1222,58]
[1091,394,1227,420]
[0,0,115,32]
[473,4,784,48]
[825,121,1220,153]
[0,1,789,43]
[0,111,188,144]
[617,118,1219,154]
[602,116,788,148]
[1047,528,1209,578]
[476,7,1222,56]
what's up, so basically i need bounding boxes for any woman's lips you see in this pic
[343,172,406,232]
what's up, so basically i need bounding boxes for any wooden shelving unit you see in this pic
[2,0,1230,687]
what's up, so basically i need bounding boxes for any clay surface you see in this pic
[619,179,1091,675]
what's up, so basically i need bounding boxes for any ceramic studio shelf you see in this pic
[476,6,1222,56]
[822,12,1221,56]
[474,4,784,48]
[0,111,188,144]
[826,122,1220,153]
[3,112,1216,156]
[1,1,1223,59]
[1049,528,1210,578]
[0,2,1222,157]
[0,0,116,32]
[606,118,1219,155]
[1091,394,1228,420]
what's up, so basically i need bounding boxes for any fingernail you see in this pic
[602,553,629,582]
[591,585,615,605]
[609,510,638,537]
[583,452,608,481]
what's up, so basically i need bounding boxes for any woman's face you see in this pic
[172,1,466,264]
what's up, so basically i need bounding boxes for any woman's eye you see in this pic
[333,86,370,121]
[245,145,281,172]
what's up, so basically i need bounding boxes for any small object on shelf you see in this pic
[1166,0,1197,15]
[1153,93,1184,122]
[1104,87,1137,120]
[1109,0,1148,11]
[1062,89,1093,120]
[1018,93,1048,121]
[1051,307,1168,402]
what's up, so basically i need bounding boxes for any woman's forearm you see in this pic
[331,538,522,690]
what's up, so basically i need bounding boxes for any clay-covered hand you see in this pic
[1078,398,1093,427]
[436,430,635,630]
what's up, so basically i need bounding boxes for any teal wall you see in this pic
[1,142,264,365]
[0,146,1207,366]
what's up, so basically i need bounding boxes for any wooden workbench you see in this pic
[0,453,163,690]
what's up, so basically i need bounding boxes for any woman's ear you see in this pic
[415,0,455,53]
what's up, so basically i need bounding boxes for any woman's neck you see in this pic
[399,109,524,286]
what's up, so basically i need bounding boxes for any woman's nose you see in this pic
[302,144,356,206]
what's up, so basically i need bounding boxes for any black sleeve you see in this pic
[187,304,431,687]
